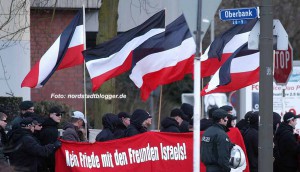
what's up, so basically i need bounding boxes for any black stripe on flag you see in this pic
[208,18,257,61]
[83,10,165,62]
[41,9,83,86]
[131,14,192,67]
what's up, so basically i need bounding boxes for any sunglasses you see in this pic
[55,113,62,117]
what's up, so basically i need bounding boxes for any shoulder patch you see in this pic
[202,136,211,142]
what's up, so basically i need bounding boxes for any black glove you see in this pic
[53,140,62,149]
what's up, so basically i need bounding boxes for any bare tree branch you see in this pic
[0,55,14,97]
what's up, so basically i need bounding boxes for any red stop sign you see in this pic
[274,43,293,85]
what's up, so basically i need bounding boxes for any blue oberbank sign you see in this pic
[219,7,258,21]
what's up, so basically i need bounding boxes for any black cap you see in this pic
[131,109,152,125]
[49,106,65,114]
[180,103,193,119]
[170,108,184,118]
[212,109,228,120]
[208,105,219,119]
[32,115,45,125]
[283,112,300,123]
[19,101,34,110]
[227,114,237,120]
[118,112,130,119]
[20,117,34,127]
[220,105,233,112]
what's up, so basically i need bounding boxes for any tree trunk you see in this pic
[93,0,119,128]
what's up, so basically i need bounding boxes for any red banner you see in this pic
[56,128,249,172]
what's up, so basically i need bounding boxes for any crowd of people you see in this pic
[0,100,300,172]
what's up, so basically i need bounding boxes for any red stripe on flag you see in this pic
[201,67,259,96]
[57,44,84,70]
[201,53,231,77]
[140,55,194,101]
[91,52,133,92]
[21,61,40,88]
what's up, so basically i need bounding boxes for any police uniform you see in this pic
[201,109,234,172]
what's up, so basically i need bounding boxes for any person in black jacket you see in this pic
[125,109,152,137]
[7,117,61,172]
[160,108,183,133]
[10,101,34,130]
[115,112,131,138]
[273,112,300,172]
[236,111,253,133]
[96,113,120,142]
[200,105,218,131]
[118,112,131,128]
[38,106,64,172]
[273,112,281,135]
[0,112,8,163]
[201,109,234,172]
[241,111,259,172]
[180,103,193,132]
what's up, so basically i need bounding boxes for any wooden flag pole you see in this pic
[157,86,163,131]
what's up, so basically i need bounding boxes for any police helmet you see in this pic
[229,145,246,169]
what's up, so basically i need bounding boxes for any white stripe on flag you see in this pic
[69,25,84,48]
[231,52,259,73]
[37,37,61,87]
[205,52,259,92]
[86,28,165,79]
[201,32,250,61]
[129,37,195,88]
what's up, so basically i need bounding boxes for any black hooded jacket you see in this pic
[273,122,300,170]
[6,128,58,172]
[96,114,120,142]
[160,117,180,133]
[241,122,258,172]
[39,118,59,145]
[38,117,59,172]
[125,109,150,137]
[200,118,213,131]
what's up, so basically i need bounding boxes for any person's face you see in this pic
[142,118,152,128]
[27,107,34,113]
[122,117,130,127]
[220,117,228,126]
[0,117,7,129]
[231,119,236,128]
[34,124,43,131]
[50,113,62,123]
[175,116,183,126]
[77,119,84,127]
[289,119,297,128]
